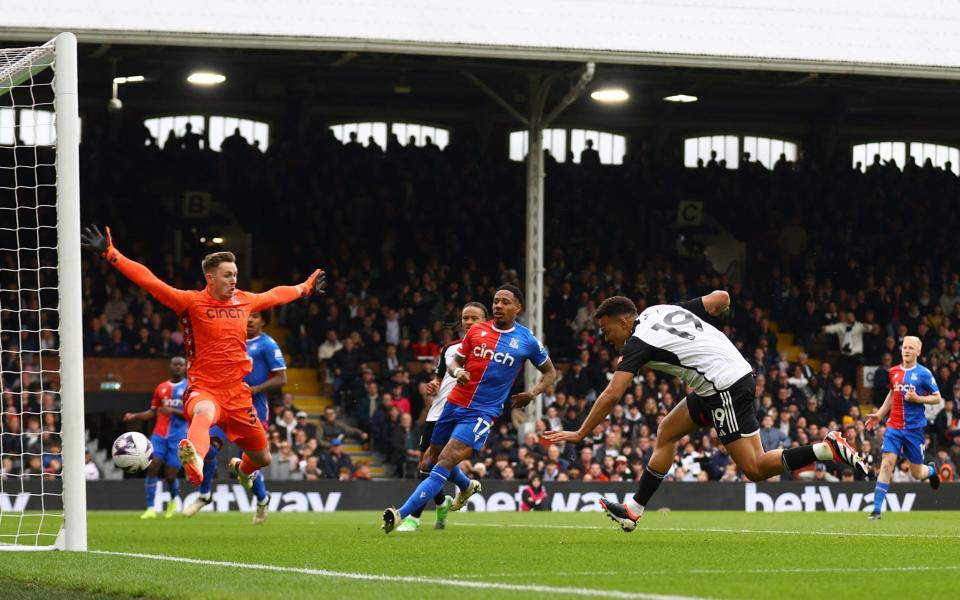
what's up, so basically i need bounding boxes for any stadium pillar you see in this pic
[524,64,594,424]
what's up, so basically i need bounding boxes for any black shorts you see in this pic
[419,421,437,453]
[686,373,760,445]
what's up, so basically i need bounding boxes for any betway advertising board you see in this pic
[8,481,952,513]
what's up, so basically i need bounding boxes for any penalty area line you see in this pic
[89,549,710,600]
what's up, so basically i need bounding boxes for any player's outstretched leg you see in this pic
[384,440,474,534]
[601,399,696,531]
[181,399,217,485]
[183,437,220,517]
[449,461,482,512]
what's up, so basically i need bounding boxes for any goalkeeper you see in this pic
[81,225,325,488]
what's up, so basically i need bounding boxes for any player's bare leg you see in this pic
[180,398,217,485]
[601,398,699,531]
[384,439,475,534]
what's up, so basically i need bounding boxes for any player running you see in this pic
[183,309,285,524]
[396,302,488,532]
[866,335,941,520]
[122,356,188,519]
[545,293,867,532]
[80,225,325,492]
[382,286,556,533]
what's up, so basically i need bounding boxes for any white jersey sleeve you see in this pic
[616,301,752,395]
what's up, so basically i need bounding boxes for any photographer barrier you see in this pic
[7,481,954,513]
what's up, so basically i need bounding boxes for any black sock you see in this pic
[433,490,446,506]
[782,445,818,472]
[633,466,667,507]
[411,470,431,518]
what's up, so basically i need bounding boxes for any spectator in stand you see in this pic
[759,415,789,451]
[822,312,868,380]
[391,412,420,478]
[320,406,368,446]
[294,411,317,440]
[520,476,549,511]
[320,439,354,479]
[275,408,298,445]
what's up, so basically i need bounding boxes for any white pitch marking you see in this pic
[88,550,710,600]
[453,522,960,540]
[458,565,960,579]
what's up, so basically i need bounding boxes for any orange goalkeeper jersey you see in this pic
[108,251,302,401]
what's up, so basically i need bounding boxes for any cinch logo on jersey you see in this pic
[472,342,516,367]
[205,307,245,319]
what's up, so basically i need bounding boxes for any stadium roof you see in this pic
[5,0,960,79]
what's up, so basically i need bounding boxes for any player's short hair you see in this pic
[903,335,922,349]
[496,284,523,305]
[463,301,489,318]
[251,308,272,326]
[594,296,638,320]
[201,251,236,274]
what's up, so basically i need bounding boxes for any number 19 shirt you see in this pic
[616,298,752,395]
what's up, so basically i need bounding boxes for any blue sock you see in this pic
[873,482,890,513]
[167,477,180,501]
[398,465,450,519]
[145,476,158,509]
[251,471,268,503]
[449,465,471,491]
[199,443,219,496]
[928,464,937,479]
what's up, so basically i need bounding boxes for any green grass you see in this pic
[1,510,958,599]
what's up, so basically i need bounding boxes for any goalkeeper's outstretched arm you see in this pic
[81,224,191,313]
[251,269,327,311]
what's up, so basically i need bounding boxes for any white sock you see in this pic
[625,497,645,517]
[812,442,834,461]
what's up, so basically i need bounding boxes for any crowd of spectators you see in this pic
[4,114,960,485]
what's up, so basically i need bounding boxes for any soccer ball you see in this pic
[112,432,154,473]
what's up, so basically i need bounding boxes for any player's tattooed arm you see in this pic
[543,370,632,443]
[511,358,557,409]
[451,354,470,386]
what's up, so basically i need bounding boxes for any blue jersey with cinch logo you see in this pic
[448,320,549,414]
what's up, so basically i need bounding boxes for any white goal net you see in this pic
[0,34,85,551]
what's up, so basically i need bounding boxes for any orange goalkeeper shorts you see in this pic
[183,382,268,453]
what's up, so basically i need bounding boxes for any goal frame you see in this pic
[0,32,86,552]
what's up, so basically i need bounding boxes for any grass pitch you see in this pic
[1,510,958,599]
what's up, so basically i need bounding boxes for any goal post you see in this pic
[0,33,85,551]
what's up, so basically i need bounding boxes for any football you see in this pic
[111,432,154,473]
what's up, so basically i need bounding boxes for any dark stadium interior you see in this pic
[3,41,960,485]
